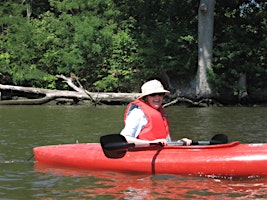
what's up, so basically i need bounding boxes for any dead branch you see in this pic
[56,74,96,104]
[163,97,209,108]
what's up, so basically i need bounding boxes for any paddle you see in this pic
[100,133,228,159]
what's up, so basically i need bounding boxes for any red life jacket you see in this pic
[124,99,170,140]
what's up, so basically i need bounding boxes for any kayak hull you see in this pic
[33,142,267,178]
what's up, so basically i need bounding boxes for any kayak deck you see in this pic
[33,142,267,178]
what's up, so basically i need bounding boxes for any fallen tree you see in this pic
[0,74,140,105]
[0,74,215,107]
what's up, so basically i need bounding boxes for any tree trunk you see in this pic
[0,83,140,105]
[237,73,248,102]
[196,0,215,98]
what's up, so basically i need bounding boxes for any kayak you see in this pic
[33,141,267,178]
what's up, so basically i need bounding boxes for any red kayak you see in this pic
[33,140,267,178]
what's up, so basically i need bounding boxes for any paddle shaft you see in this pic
[104,140,211,151]
[169,141,210,146]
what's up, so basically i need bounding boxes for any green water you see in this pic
[0,105,266,199]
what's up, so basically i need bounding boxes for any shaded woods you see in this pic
[0,1,266,105]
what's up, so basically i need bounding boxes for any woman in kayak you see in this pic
[120,79,192,146]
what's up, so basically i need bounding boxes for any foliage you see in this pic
[0,0,266,96]
[211,0,267,96]
[119,0,199,83]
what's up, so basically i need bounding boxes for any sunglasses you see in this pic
[149,93,165,97]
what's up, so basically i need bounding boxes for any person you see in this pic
[120,79,192,146]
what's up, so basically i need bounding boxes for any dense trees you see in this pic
[0,0,266,102]
[211,1,267,101]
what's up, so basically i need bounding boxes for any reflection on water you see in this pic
[0,105,267,199]
[34,163,267,199]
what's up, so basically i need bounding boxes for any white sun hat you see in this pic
[138,80,170,99]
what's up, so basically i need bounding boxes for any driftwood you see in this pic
[0,74,140,105]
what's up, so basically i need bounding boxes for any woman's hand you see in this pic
[178,138,192,146]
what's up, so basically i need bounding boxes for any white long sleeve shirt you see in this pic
[120,107,171,141]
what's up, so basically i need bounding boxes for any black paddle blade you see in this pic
[100,134,128,159]
[210,133,228,144]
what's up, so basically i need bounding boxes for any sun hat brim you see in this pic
[137,79,170,99]
[138,89,170,99]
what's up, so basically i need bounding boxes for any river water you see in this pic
[0,105,266,199]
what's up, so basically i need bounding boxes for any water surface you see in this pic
[0,105,266,199]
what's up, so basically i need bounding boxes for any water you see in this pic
[0,105,267,199]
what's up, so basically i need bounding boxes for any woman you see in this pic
[120,79,192,146]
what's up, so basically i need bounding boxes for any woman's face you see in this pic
[146,93,164,109]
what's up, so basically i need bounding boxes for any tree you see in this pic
[196,0,215,98]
